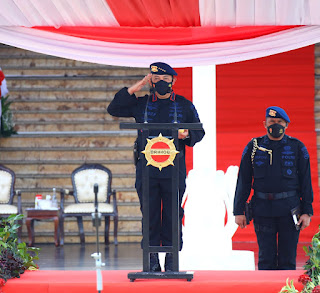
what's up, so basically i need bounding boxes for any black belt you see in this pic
[254,191,297,200]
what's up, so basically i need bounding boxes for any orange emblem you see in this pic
[141,134,179,171]
[151,66,158,73]
[269,109,277,117]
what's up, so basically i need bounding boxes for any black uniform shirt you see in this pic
[233,135,313,217]
[107,87,205,179]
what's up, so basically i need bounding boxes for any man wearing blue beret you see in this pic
[233,106,313,270]
[107,62,205,272]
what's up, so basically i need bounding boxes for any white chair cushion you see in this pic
[64,203,114,214]
[0,204,18,214]
[0,170,12,204]
[74,169,109,203]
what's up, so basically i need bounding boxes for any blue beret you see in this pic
[266,106,290,123]
[150,62,177,76]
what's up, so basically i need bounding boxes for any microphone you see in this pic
[94,183,98,212]
[149,86,156,94]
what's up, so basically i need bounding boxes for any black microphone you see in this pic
[149,86,156,94]
[94,183,98,212]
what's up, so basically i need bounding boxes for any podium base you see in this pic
[128,271,194,282]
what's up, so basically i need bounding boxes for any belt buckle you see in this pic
[267,193,274,200]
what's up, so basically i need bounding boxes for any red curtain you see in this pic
[106,0,201,27]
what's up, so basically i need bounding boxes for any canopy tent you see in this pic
[0,0,320,66]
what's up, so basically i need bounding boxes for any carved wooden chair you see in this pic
[0,164,22,240]
[59,164,118,245]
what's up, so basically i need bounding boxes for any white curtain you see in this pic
[199,0,320,26]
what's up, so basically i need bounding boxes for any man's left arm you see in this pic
[297,142,314,230]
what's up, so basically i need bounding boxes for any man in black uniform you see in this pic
[233,106,313,270]
[107,62,205,272]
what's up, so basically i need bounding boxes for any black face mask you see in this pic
[153,80,172,95]
[267,123,285,138]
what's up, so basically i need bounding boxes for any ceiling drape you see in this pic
[0,0,320,67]
[1,26,320,67]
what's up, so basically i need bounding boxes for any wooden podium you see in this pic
[120,122,202,281]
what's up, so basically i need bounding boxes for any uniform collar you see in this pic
[152,92,176,102]
[263,134,288,145]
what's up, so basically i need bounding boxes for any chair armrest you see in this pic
[14,190,22,214]
[112,189,117,212]
[59,189,74,210]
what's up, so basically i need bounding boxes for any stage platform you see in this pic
[32,242,309,271]
[2,242,310,292]
[4,270,304,293]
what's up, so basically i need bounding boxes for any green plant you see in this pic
[1,95,17,137]
[279,278,299,293]
[279,225,320,293]
[0,215,39,284]
[303,228,320,285]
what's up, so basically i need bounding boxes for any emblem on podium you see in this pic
[141,133,179,171]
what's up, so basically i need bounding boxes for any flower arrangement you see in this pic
[0,215,40,292]
[0,68,16,137]
[0,95,17,137]
[280,225,320,293]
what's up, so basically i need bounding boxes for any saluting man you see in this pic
[233,106,313,270]
[107,62,205,272]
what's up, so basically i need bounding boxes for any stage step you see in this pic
[20,232,142,246]
[0,44,148,244]
[0,132,136,147]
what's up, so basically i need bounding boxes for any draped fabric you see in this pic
[1,26,320,67]
[0,0,320,66]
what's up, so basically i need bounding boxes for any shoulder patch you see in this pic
[301,146,309,159]
[242,145,249,159]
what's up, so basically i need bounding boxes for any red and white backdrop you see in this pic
[0,0,319,241]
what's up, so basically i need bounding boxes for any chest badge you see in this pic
[141,133,179,171]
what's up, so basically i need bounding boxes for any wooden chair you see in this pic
[0,164,22,240]
[59,163,118,245]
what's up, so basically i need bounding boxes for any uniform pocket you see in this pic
[281,160,297,178]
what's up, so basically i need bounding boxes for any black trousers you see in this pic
[254,215,300,270]
[136,176,185,250]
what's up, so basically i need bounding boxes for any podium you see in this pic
[120,122,202,281]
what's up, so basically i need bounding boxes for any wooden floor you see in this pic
[34,241,309,271]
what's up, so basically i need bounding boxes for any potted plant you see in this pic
[0,215,40,292]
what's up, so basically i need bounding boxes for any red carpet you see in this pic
[4,270,305,293]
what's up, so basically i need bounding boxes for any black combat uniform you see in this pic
[234,134,313,270]
[107,88,205,250]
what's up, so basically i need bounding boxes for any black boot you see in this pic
[164,253,173,272]
[150,253,161,272]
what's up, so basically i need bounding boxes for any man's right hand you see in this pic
[128,74,152,95]
[235,215,247,229]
